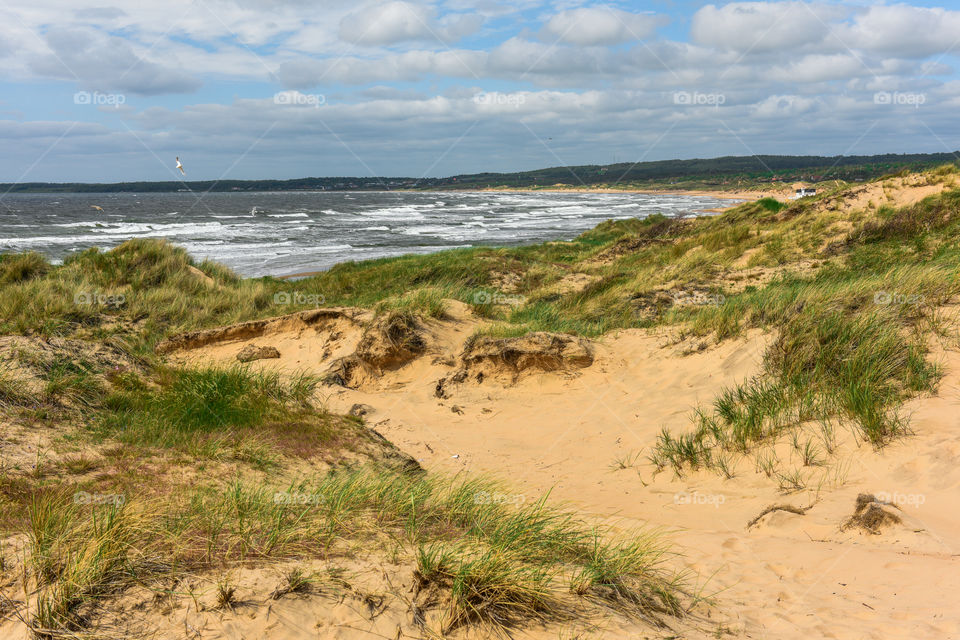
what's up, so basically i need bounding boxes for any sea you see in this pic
[0,191,739,277]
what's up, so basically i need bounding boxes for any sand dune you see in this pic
[7,171,960,639]
[162,291,960,639]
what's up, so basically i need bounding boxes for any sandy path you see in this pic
[167,309,960,639]
[325,340,960,639]
[320,329,768,518]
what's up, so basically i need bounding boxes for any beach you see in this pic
[2,168,959,639]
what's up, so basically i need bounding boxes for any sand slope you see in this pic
[160,295,960,638]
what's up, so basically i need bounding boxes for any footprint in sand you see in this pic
[764,562,791,579]
[721,537,745,552]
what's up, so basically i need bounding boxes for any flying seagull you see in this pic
[90,205,103,212]
[176,156,185,176]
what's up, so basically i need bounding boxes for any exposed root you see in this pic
[746,503,813,529]
[841,494,902,534]
[355,312,427,372]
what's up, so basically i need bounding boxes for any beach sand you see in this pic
[162,296,960,639]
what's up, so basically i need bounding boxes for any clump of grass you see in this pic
[715,453,737,479]
[375,288,449,319]
[701,225,752,253]
[271,568,314,599]
[0,239,276,340]
[756,197,786,214]
[416,543,554,632]
[755,450,779,478]
[650,427,712,475]
[23,470,686,637]
[0,362,35,407]
[283,371,321,407]
[59,455,99,475]
[610,451,642,471]
[769,308,934,444]
[31,498,135,635]
[39,355,106,407]
[215,577,238,611]
[197,258,240,285]
[29,494,77,586]
[818,419,838,454]
[469,322,539,342]
[759,235,789,265]
[571,533,684,623]
[98,366,272,445]
[658,283,942,475]
[575,214,676,247]
[799,439,823,467]
[0,251,50,284]
[95,365,342,460]
[776,469,806,494]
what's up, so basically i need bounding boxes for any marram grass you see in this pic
[23,469,687,636]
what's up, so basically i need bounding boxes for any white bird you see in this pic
[176,156,185,176]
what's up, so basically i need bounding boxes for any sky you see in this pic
[2,0,960,182]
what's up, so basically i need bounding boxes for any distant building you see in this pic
[792,182,816,199]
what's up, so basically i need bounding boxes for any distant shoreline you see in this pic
[3,187,775,200]
[276,190,764,280]
[1,150,953,194]
[470,187,781,200]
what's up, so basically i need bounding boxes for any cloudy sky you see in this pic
[2,0,959,182]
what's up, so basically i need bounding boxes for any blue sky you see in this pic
[2,0,960,182]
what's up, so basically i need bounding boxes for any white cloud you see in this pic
[443,0,542,18]
[842,5,960,58]
[27,27,202,95]
[691,2,837,53]
[2,0,960,181]
[541,6,663,46]
[772,53,867,84]
[339,2,481,45]
[488,37,600,75]
[277,49,487,87]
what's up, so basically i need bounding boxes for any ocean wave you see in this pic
[87,221,227,236]
[313,244,354,253]
[401,225,489,241]
[2,191,725,277]
[55,221,101,228]
[357,206,426,220]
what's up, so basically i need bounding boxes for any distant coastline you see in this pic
[1,151,953,194]
[471,186,776,200]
